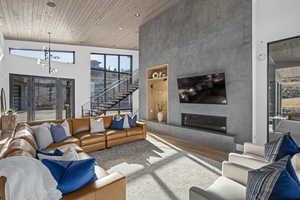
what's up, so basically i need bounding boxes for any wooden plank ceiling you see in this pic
[0,0,179,50]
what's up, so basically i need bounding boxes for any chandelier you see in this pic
[37,32,58,74]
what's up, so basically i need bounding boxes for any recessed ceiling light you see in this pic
[47,1,56,8]
[135,13,141,17]
[119,27,123,30]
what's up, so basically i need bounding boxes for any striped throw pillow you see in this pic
[246,155,300,200]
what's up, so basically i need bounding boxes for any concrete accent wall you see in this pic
[139,0,252,144]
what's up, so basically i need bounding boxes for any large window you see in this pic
[91,53,133,113]
[10,74,75,123]
[9,48,75,64]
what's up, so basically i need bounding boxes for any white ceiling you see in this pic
[0,0,179,50]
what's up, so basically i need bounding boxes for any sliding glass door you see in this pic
[10,74,75,123]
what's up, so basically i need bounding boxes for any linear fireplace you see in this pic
[182,113,227,134]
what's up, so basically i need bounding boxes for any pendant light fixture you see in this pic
[37,32,58,74]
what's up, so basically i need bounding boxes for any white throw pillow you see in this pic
[38,147,79,161]
[33,125,53,150]
[123,115,130,129]
[32,122,51,130]
[61,120,71,137]
[90,118,105,133]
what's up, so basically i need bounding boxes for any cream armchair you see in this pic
[229,143,300,177]
[189,161,250,200]
[229,143,268,169]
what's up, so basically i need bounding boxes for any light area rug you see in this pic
[89,136,222,200]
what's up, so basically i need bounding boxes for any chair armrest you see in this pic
[222,161,251,186]
[244,143,264,157]
[292,153,300,171]
[229,153,268,169]
[63,172,126,200]
[189,187,210,200]
[136,121,147,138]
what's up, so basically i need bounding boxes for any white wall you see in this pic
[1,40,139,118]
[253,0,300,145]
[0,33,5,104]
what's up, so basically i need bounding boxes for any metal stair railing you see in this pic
[81,70,139,117]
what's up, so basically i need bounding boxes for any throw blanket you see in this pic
[0,156,62,200]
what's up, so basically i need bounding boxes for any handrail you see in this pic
[88,69,138,102]
[81,70,138,114]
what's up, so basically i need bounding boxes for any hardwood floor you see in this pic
[148,132,229,162]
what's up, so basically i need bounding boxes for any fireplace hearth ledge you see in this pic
[144,120,235,152]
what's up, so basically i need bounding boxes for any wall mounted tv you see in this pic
[177,72,227,104]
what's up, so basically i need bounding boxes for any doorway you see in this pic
[9,74,75,123]
[268,36,300,143]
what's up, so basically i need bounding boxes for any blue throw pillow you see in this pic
[111,118,124,130]
[36,149,64,159]
[265,135,300,162]
[50,124,68,143]
[128,115,137,128]
[42,158,97,195]
[246,155,300,200]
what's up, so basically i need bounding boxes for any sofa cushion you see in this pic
[106,130,127,140]
[205,176,246,200]
[4,149,34,158]
[14,124,38,149]
[72,118,90,135]
[43,137,80,151]
[93,116,113,129]
[51,124,68,143]
[3,139,36,158]
[42,158,97,195]
[45,143,83,153]
[74,132,105,146]
[127,127,143,136]
[229,153,269,169]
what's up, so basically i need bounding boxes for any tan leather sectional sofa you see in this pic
[0,115,147,200]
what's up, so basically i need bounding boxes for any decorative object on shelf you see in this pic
[161,72,167,78]
[1,112,16,134]
[152,72,159,79]
[157,104,164,122]
[37,32,59,74]
[159,72,163,78]
[7,108,16,116]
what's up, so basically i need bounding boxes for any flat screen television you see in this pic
[177,72,227,104]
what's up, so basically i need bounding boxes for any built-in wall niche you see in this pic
[147,64,168,122]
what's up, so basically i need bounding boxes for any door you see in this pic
[10,74,75,123]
